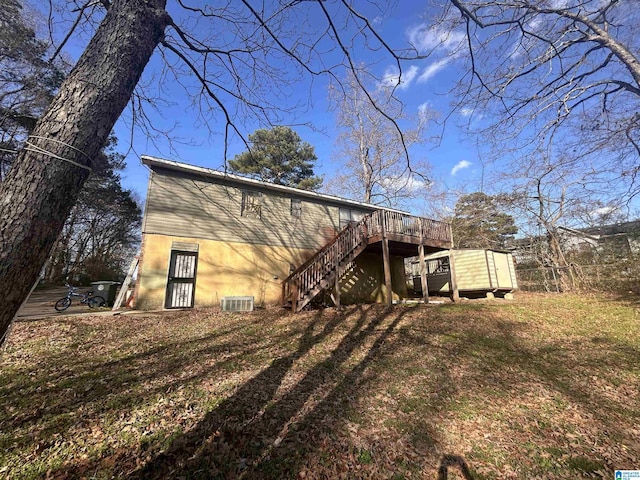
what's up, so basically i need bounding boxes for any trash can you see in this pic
[90,281,120,307]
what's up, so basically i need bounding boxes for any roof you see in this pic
[510,221,640,250]
[141,155,411,215]
[557,225,600,242]
[581,220,640,237]
[409,248,512,263]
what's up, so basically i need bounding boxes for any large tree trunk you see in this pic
[0,0,169,345]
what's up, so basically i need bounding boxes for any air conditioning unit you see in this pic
[221,296,254,312]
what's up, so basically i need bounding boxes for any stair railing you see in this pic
[282,210,452,311]
[282,214,370,310]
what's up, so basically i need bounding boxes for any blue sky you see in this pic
[21,0,637,229]
[97,1,481,209]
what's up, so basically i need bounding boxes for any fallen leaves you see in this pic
[0,295,639,478]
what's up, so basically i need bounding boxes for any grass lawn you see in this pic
[1,293,639,479]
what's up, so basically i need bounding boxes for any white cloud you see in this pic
[417,57,451,83]
[459,107,474,117]
[381,175,428,193]
[508,42,525,60]
[527,17,543,31]
[381,65,420,90]
[407,24,465,54]
[458,107,483,121]
[417,101,433,121]
[405,23,465,84]
[451,160,471,176]
[418,101,431,113]
[591,206,617,217]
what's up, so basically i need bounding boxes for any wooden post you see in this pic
[418,219,429,305]
[291,283,299,312]
[419,244,429,304]
[448,250,460,302]
[381,215,393,307]
[333,253,340,310]
[448,227,459,302]
[281,281,287,307]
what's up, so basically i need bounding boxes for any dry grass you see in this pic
[1,293,639,479]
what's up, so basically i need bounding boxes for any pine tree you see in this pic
[451,192,518,250]
[229,126,322,190]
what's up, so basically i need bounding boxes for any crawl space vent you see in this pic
[221,296,254,312]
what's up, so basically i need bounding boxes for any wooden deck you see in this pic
[282,210,453,311]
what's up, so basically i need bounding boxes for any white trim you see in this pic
[141,155,411,215]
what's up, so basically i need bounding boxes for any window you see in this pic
[291,198,302,217]
[242,190,262,218]
[427,257,450,275]
[339,208,365,229]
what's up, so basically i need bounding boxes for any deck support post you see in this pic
[333,255,340,310]
[291,283,299,312]
[281,282,287,307]
[419,243,429,304]
[448,250,460,302]
[448,229,460,302]
[381,218,393,307]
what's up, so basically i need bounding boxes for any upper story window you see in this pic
[291,198,302,217]
[241,190,262,218]
[339,208,365,229]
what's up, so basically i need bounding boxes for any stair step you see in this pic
[284,224,372,312]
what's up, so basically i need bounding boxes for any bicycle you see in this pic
[54,283,106,312]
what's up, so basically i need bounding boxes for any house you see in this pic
[134,156,453,311]
[559,221,640,257]
[511,221,640,265]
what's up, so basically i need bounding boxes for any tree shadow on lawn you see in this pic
[4,301,639,479]
[129,306,431,479]
[403,314,640,472]
[0,312,306,454]
[410,313,639,410]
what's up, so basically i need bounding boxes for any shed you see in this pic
[412,249,517,298]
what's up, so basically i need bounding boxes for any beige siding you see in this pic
[144,169,350,250]
[507,253,518,289]
[454,250,491,290]
[486,251,497,288]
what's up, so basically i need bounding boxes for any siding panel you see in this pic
[455,250,491,290]
[507,253,518,289]
[486,251,497,288]
[144,170,348,250]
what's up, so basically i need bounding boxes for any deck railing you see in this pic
[364,210,451,243]
[282,210,451,311]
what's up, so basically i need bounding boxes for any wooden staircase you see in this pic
[282,210,451,312]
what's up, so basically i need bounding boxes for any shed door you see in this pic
[165,251,197,308]
[493,253,512,289]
